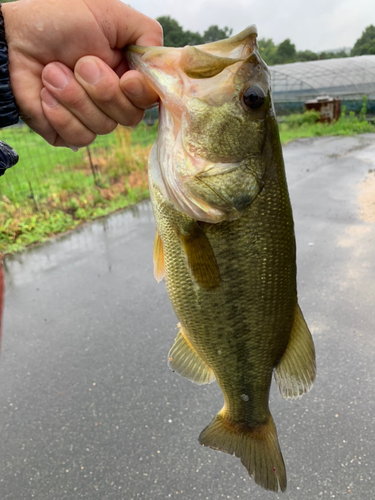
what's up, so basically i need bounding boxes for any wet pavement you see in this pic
[1,134,375,500]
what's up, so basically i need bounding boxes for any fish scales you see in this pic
[151,130,295,422]
[127,25,316,493]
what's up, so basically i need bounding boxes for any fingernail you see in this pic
[123,79,143,97]
[41,88,58,108]
[43,63,68,90]
[67,145,80,152]
[76,59,101,85]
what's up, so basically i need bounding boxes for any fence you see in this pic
[0,121,158,254]
[0,121,157,206]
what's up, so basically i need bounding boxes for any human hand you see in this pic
[2,0,162,148]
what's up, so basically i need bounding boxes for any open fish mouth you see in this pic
[126,26,271,223]
[126,25,260,104]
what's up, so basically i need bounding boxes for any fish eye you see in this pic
[242,86,266,110]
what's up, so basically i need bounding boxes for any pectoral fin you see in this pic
[153,230,165,283]
[179,223,221,289]
[274,304,316,400]
[168,324,215,385]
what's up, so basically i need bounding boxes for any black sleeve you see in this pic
[0,3,20,177]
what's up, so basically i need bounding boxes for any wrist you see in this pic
[0,3,19,176]
[0,2,19,128]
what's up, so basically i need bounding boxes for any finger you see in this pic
[41,88,97,148]
[42,62,118,135]
[5,54,63,145]
[15,81,71,149]
[11,66,88,149]
[113,59,129,79]
[111,5,163,47]
[127,17,163,47]
[74,56,146,126]
[120,70,159,110]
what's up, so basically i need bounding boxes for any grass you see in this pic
[0,122,158,254]
[1,105,374,255]
[278,107,375,144]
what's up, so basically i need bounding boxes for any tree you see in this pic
[274,39,296,64]
[156,17,234,47]
[203,25,233,43]
[351,25,375,55]
[296,50,319,62]
[259,38,297,65]
[156,16,186,47]
[156,16,203,47]
[319,50,348,60]
[258,38,277,65]
[184,30,204,46]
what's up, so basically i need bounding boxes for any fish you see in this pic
[126,25,316,493]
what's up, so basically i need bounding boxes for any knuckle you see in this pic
[67,131,97,148]
[95,79,118,104]
[43,107,71,131]
[80,135,97,148]
[119,110,144,128]
[47,111,96,147]
[96,119,117,135]
[46,132,59,147]
[66,90,88,109]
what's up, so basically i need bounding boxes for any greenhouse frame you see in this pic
[269,55,375,115]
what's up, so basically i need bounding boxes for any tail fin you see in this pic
[199,411,286,493]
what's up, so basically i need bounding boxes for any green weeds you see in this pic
[0,125,155,254]
[279,102,375,144]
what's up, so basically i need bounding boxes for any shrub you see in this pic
[283,110,321,127]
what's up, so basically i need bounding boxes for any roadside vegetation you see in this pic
[0,123,157,254]
[1,99,374,255]
[279,99,375,143]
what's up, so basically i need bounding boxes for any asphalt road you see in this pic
[1,134,375,500]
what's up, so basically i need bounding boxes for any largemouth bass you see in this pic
[127,26,316,493]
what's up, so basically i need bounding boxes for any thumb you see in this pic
[104,4,163,48]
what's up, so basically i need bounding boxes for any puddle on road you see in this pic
[358,171,375,223]
[3,201,155,288]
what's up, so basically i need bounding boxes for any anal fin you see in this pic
[153,230,165,283]
[274,304,316,400]
[168,324,215,385]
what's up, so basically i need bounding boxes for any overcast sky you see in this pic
[131,0,374,52]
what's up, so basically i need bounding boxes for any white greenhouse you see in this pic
[269,55,375,115]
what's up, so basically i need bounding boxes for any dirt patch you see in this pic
[358,171,375,223]
[127,170,148,189]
